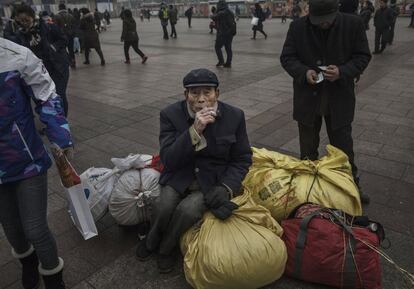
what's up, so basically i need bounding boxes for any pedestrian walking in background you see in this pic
[72,8,81,53]
[389,3,399,45]
[169,5,178,38]
[281,4,288,23]
[94,9,102,33]
[360,0,374,30]
[140,9,144,22]
[4,4,71,117]
[212,0,236,68]
[54,3,76,68]
[235,5,241,21]
[409,3,414,27]
[210,6,217,33]
[159,3,170,40]
[121,9,148,64]
[103,10,111,25]
[373,0,393,54]
[120,6,126,20]
[280,0,371,204]
[80,8,105,65]
[251,3,267,39]
[185,6,193,28]
[147,9,151,21]
[0,36,74,289]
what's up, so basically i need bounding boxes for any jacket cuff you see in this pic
[222,183,234,199]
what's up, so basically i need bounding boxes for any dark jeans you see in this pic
[67,36,75,65]
[0,173,59,269]
[170,24,177,37]
[253,27,267,39]
[375,28,388,52]
[162,24,169,39]
[146,186,207,255]
[85,47,105,63]
[298,115,359,183]
[49,66,70,117]
[124,40,145,61]
[389,21,396,44]
[215,36,233,65]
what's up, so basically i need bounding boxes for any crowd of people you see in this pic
[0,0,410,288]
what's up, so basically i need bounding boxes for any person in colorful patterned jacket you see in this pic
[0,37,73,289]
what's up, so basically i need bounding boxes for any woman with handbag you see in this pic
[121,9,148,64]
[251,3,267,40]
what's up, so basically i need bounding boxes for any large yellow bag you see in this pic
[180,192,287,289]
[242,145,362,221]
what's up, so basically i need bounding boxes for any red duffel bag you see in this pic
[282,203,385,289]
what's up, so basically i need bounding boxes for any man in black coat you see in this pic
[373,0,393,54]
[136,68,252,273]
[280,0,371,203]
[212,0,236,67]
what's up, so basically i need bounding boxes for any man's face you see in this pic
[185,86,219,113]
[379,1,386,8]
[15,13,34,30]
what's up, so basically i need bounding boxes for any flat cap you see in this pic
[309,0,338,25]
[183,68,219,88]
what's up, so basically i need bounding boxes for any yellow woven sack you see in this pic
[180,191,287,289]
[242,145,362,221]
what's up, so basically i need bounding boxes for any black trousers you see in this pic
[215,36,233,65]
[253,27,267,39]
[389,21,396,44]
[170,24,177,37]
[85,47,105,63]
[48,66,69,117]
[146,186,207,255]
[67,36,75,65]
[374,28,388,52]
[187,16,192,27]
[298,115,359,183]
[124,40,145,61]
[162,25,169,39]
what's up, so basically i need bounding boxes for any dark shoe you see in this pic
[14,248,40,289]
[250,37,256,40]
[141,56,148,64]
[124,60,130,64]
[136,239,153,261]
[101,60,106,66]
[157,254,175,274]
[40,258,65,289]
[216,62,224,67]
[372,51,381,55]
[223,63,231,68]
[83,60,90,65]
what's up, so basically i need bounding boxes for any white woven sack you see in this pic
[109,168,160,226]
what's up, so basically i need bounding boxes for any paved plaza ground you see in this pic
[1,16,414,289]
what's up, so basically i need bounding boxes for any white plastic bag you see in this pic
[80,167,119,221]
[109,168,160,226]
[251,16,259,26]
[111,154,153,171]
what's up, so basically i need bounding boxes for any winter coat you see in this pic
[212,1,235,38]
[3,18,69,76]
[0,37,73,184]
[159,7,169,26]
[169,8,178,25]
[374,7,393,30]
[80,13,101,49]
[280,13,371,129]
[121,18,139,42]
[253,7,265,30]
[54,9,76,37]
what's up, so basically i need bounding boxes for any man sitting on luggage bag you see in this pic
[136,68,252,273]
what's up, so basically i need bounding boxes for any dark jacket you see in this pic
[253,6,265,30]
[54,9,76,37]
[169,8,178,25]
[4,18,69,75]
[280,13,371,129]
[212,1,235,38]
[374,6,393,30]
[121,18,138,42]
[80,13,101,49]
[159,100,252,195]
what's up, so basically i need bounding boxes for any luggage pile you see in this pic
[80,154,162,225]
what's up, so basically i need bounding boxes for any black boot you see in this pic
[40,258,65,289]
[13,246,40,289]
